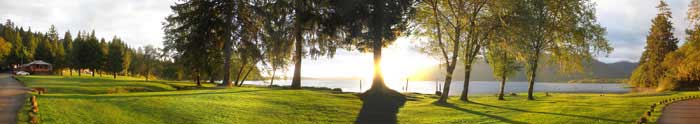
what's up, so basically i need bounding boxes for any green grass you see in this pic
[15,75,218,94]
[15,75,700,124]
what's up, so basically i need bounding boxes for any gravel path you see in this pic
[0,73,28,124]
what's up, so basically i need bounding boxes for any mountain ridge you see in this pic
[407,58,638,82]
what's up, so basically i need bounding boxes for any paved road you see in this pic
[659,99,700,124]
[0,73,27,124]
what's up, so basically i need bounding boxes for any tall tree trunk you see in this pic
[370,40,385,89]
[498,69,507,100]
[269,68,276,88]
[527,49,541,100]
[460,65,471,101]
[234,62,246,86]
[370,7,386,90]
[146,68,150,81]
[220,0,238,88]
[91,69,95,77]
[196,71,202,87]
[221,38,233,88]
[290,0,303,89]
[437,65,456,103]
[239,67,254,87]
[438,27,461,103]
[430,0,451,103]
[355,1,407,123]
[113,72,117,79]
[78,68,81,76]
[70,68,73,76]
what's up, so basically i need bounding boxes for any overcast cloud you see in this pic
[0,0,173,47]
[594,0,691,62]
[0,0,695,63]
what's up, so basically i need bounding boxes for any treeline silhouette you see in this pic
[0,20,260,81]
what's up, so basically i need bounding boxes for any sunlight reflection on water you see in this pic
[242,80,630,96]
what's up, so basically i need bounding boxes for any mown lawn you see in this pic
[15,75,700,124]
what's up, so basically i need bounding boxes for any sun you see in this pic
[361,52,436,85]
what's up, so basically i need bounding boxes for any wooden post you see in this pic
[405,78,409,92]
[29,95,40,124]
[359,80,362,92]
[31,95,38,113]
[646,111,651,116]
[29,113,38,124]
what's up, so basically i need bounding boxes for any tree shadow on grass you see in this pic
[469,101,631,123]
[355,87,406,124]
[432,102,528,124]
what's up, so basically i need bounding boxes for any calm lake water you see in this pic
[241,80,630,96]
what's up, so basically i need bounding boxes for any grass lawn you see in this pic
[15,75,700,124]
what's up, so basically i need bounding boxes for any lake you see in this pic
[241,80,630,96]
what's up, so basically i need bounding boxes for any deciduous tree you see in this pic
[516,0,611,100]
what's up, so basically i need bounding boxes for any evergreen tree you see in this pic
[98,38,108,76]
[629,1,678,88]
[22,28,37,61]
[34,36,53,62]
[333,0,416,90]
[81,30,102,77]
[106,36,125,79]
[656,0,700,91]
[332,0,417,123]
[48,25,66,75]
[164,0,229,86]
[63,31,73,75]
[72,31,86,76]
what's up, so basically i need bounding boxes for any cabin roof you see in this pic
[21,60,52,66]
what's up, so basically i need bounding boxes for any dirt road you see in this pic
[0,73,27,124]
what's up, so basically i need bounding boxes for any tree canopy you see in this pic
[511,0,611,100]
[629,1,678,88]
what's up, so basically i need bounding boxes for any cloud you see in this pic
[0,0,174,48]
[594,0,691,63]
[0,0,694,70]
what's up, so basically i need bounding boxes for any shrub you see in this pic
[107,87,130,94]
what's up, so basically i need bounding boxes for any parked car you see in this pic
[15,71,30,75]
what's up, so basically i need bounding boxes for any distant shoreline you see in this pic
[567,79,627,83]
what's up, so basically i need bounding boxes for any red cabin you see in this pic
[20,60,53,74]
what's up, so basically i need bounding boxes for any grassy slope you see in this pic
[17,75,177,94]
[16,75,700,124]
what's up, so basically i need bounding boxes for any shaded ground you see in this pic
[0,73,28,124]
[659,99,700,124]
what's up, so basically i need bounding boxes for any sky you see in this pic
[0,0,694,79]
